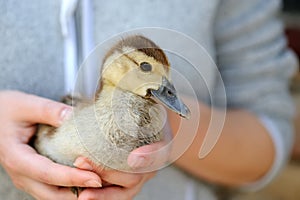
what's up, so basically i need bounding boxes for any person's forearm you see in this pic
[168,96,274,187]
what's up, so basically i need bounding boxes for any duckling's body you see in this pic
[34,35,189,171]
[35,86,163,170]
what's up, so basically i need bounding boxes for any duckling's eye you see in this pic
[140,62,152,72]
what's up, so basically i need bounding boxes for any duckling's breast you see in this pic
[96,88,164,151]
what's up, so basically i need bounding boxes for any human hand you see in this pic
[0,91,102,200]
[74,137,171,200]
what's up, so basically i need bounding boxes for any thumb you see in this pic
[4,91,72,127]
[127,141,171,171]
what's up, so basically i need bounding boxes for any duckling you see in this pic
[34,35,190,173]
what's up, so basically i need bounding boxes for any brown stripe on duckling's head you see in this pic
[103,35,170,71]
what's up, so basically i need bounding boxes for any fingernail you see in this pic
[73,158,93,171]
[60,107,73,122]
[128,156,147,169]
[84,180,102,188]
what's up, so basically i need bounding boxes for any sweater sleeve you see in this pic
[213,0,298,191]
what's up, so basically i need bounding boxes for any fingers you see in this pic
[8,145,102,188]
[78,172,155,200]
[17,176,77,200]
[1,90,72,127]
[74,157,154,188]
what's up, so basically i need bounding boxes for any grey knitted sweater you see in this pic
[0,0,298,199]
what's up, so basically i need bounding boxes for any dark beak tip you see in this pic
[180,106,191,119]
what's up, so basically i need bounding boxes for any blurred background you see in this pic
[231,0,300,199]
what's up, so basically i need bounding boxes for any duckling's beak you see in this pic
[150,77,191,119]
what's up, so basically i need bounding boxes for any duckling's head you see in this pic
[100,35,190,118]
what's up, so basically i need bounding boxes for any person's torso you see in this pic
[0,1,220,199]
